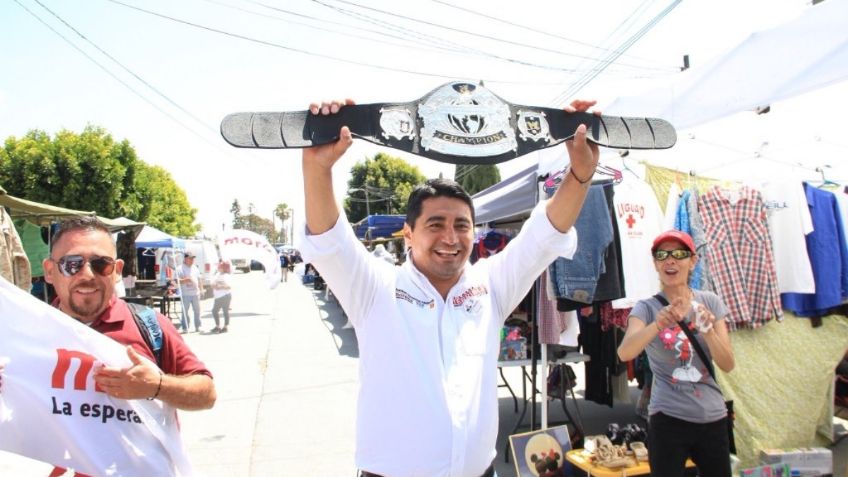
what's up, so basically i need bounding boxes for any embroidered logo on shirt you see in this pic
[395,289,435,309]
[451,285,489,307]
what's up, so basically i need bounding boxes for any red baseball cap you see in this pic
[651,230,696,254]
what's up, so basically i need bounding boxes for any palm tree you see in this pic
[274,203,291,243]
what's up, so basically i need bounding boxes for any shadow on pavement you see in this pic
[310,288,359,358]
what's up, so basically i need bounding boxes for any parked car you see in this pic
[230,257,250,274]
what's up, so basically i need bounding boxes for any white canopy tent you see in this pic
[604,0,848,131]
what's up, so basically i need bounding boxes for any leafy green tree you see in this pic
[0,126,199,235]
[241,213,275,242]
[344,152,426,223]
[455,164,501,196]
[134,164,198,236]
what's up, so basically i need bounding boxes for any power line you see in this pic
[105,0,582,85]
[205,0,468,57]
[309,0,581,74]
[320,0,676,71]
[12,0,216,149]
[33,0,216,135]
[429,0,677,72]
[550,0,682,105]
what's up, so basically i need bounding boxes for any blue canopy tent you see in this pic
[353,215,405,240]
[134,225,185,249]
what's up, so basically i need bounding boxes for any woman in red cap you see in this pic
[618,230,735,477]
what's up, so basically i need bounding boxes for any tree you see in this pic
[240,213,275,242]
[344,152,426,223]
[274,202,290,243]
[0,126,199,236]
[231,199,245,229]
[134,164,198,236]
[454,164,501,196]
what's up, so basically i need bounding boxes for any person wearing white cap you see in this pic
[178,251,204,333]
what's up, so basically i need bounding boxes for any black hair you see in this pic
[405,178,475,229]
[50,216,111,253]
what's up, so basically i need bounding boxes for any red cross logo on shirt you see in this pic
[626,214,636,229]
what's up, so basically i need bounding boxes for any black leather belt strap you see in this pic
[360,462,495,477]
[220,82,676,165]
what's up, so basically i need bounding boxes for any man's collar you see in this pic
[51,295,123,325]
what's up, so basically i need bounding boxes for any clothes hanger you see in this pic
[618,150,640,179]
[142,248,155,257]
[595,164,623,184]
[815,166,840,189]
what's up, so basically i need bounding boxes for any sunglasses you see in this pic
[653,249,693,261]
[52,255,117,277]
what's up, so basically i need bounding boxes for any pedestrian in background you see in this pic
[178,252,203,333]
[211,260,232,333]
[280,252,290,282]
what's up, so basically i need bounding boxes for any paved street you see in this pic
[2,270,846,476]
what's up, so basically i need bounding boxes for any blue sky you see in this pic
[0,0,831,239]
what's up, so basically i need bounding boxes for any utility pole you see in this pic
[289,209,295,245]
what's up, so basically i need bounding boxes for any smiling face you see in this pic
[404,196,474,296]
[653,239,697,288]
[44,228,124,323]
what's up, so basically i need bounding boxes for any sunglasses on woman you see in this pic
[51,255,117,277]
[653,249,692,261]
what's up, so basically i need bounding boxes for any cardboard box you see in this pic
[759,447,832,476]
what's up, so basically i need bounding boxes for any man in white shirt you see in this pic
[299,99,599,477]
[178,252,203,333]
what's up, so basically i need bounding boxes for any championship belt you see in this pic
[220,81,676,165]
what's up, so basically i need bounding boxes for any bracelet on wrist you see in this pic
[569,166,593,184]
[147,370,163,401]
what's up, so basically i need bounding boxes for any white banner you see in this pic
[217,229,281,289]
[0,278,195,477]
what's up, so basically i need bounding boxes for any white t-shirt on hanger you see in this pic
[611,180,663,309]
[760,181,815,294]
[662,183,681,230]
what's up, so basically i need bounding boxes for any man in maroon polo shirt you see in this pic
[43,216,216,406]
[40,216,216,476]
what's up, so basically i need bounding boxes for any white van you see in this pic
[184,239,221,299]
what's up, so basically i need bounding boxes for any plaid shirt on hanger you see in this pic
[698,185,783,330]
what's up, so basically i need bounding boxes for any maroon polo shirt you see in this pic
[53,296,212,378]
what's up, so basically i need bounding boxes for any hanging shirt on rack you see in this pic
[685,188,713,292]
[469,231,509,263]
[611,180,663,309]
[760,181,815,294]
[539,269,568,345]
[549,185,613,305]
[781,184,848,317]
[698,185,782,330]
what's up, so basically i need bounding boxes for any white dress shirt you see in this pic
[299,201,577,477]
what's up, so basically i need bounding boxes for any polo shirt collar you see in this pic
[52,295,123,325]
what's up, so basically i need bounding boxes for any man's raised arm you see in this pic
[302,99,355,235]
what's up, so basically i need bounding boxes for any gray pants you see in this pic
[181,294,202,331]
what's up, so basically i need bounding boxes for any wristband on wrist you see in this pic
[147,370,163,401]
[569,166,593,184]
